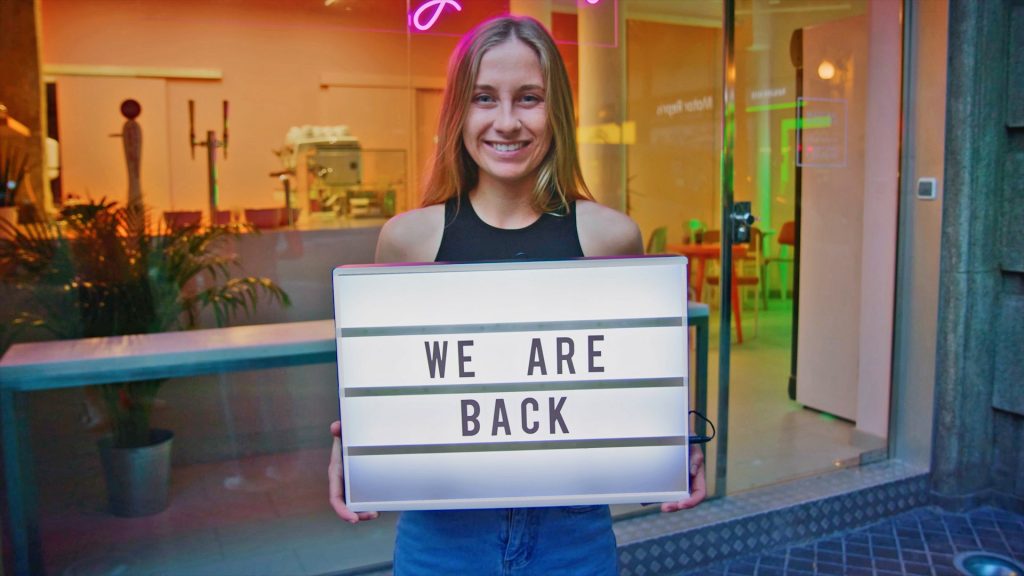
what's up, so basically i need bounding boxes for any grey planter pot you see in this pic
[98,429,174,517]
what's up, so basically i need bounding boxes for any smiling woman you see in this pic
[329,14,705,576]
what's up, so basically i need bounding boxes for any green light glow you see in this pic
[779,116,833,187]
[745,102,805,113]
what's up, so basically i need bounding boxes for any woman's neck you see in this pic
[468,179,541,229]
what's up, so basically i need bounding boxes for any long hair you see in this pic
[420,15,591,214]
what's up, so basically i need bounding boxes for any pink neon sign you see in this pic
[408,0,602,32]
[410,0,463,31]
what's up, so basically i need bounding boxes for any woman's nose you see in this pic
[494,107,521,133]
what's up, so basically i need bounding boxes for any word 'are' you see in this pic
[423,335,606,378]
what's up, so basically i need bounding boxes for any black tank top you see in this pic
[434,196,585,262]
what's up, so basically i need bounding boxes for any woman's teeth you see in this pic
[492,142,525,152]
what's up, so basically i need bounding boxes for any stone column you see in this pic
[931,0,1009,508]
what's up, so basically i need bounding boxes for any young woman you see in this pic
[329,15,706,574]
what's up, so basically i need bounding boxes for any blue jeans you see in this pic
[393,506,619,575]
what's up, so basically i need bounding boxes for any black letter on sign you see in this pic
[492,399,511,436]
[588,335,605,373]
[557,337,575,374]
[527,338,547,375]
[521,397,539,434]
[458,340,475,377]
[549,396,569,434]
[425,341,448,378]
[461,400,480,436]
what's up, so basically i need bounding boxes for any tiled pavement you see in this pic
[678,506,1024,576]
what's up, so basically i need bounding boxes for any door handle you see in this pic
[730,201,756,243]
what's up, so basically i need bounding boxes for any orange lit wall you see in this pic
[39,0,508,217]
[626,20,719,245]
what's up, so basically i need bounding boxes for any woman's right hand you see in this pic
[329,420,380,524]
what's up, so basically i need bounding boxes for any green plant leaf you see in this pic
[0,198,291,447]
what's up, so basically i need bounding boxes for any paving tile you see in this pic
[903,561,933,575]
[846,542,871,557]
[786,557,813,572]
[902,549,930,564]
[928,540,957,554]
[816,550,842,565]
[874,557,902,572]
[901,534,929,546]
[930,552,955,567]
[872,536,899,549]
[872,545,899,559]
[814,561,845,575]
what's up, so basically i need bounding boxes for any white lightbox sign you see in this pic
[333,255,690,511]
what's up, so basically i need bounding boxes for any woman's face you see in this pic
[462,38,551,191]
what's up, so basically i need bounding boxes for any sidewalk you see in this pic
[679,506,1024,576]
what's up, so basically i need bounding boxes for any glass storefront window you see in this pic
[3,0,905,573]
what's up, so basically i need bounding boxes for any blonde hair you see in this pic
[420,15,591,214]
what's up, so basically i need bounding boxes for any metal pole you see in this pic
[207,130,218,225]
[788,30,803,400]
[716,0,736,498]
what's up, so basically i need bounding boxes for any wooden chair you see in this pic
[761,220,795,308]
[705,228,762,337]
[646,226,668,254]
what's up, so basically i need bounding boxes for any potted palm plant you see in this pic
[0,198,290,516]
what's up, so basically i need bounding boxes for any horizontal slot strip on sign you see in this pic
[345,377,684,397]
[347,435,686,456]
[338,317,682,338]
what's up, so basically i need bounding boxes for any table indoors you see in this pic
[667,243,749,343]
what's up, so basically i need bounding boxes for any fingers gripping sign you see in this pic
[660,444,707,513]
[329,421,379,524]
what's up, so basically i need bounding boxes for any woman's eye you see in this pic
[520,94,542,105]
[473,94,496,104]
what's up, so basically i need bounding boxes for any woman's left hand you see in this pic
[661,444,706,512]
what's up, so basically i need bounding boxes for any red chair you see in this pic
[761,221,795,309]
[706,228,762,338]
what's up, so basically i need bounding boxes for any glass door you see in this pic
[727,0,902,493]
[579,0,904,498]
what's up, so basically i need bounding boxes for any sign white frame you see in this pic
[334,255,690,511]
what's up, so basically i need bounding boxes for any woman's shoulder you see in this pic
[575,200,643,257]
[375,203,446,263]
